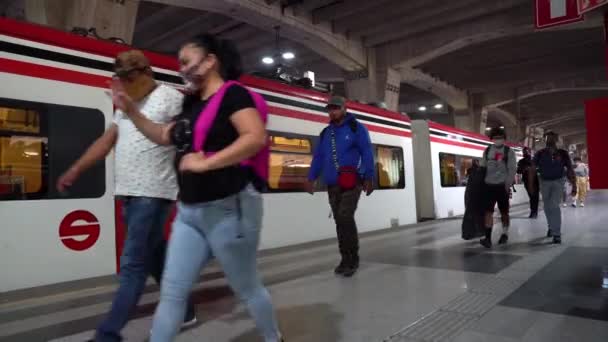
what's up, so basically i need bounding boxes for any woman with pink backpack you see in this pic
[110,34,283,342]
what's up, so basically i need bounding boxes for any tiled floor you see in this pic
[1,191,607,341]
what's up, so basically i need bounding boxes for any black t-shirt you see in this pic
[174,85,255,203]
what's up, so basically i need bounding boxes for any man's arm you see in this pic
[563,151,577,193]
[358,125,375,181]
[506,149,517,187]
[57,124,118,191]
[111,85,180,146]
[307,132,324,182]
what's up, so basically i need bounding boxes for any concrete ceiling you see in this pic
[4,0,605,146]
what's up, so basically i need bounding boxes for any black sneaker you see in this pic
[529,212,538,219]
[553,236,562,244]
[334,259,347,275]
[498,234,509,245]
[547,229,553,238]
[341,265,357,277]
[480,238,492,249]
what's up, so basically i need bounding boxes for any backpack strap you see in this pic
[192,80,270,181]
[192,80,237,152]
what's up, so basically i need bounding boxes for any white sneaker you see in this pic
[581,203,585,207]
[563,203,568,207]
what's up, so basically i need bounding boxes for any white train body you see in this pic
[0,18,525,293]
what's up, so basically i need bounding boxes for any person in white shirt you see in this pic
[57,50,196,342]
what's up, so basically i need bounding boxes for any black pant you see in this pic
[328,185,362,259]
[524,180,539,214]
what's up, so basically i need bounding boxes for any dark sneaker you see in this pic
[547,229,553,238]
[334,259,347,275]
[480,238,492,249]
[553,236,562,244]
[529,212,538,219]
[341,265,357,277]
[498,234,509,245]
[182,315,198,329]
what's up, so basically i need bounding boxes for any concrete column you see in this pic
[344,49,402,111]
[24,0,139,44]
[453,108,474,132]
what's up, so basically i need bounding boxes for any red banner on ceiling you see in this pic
[578,0,608,14]
[536,0,584,29]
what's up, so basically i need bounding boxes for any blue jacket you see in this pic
[308,114,375,185]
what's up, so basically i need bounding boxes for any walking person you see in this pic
[517,147,539,218]
[530,131,577,244]
[57,50,196,342]
[110,34,283,342]
[305,96,375,277]
[479,127,517,248]
[572,157,589,207]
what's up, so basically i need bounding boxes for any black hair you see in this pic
[488,126,506,139]
[183,34,243,81]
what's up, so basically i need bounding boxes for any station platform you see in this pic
[1,191,607,342]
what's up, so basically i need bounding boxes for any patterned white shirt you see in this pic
[113,84,183,200]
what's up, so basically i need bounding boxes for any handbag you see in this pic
[329,127,360,190]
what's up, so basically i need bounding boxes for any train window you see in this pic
[375,145,405,189]
[439,153,480,187]
[0,99,105,200]
[268,134,313,192]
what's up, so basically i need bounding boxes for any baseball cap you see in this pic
[326,96,346,109]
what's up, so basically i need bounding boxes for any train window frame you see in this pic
[438,152,480,188]
[0,98,106,201]
[374,144,405,189]
[266,130,316,193]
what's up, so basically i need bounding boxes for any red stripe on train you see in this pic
[430,136,487,150]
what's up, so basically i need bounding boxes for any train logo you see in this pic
[59,210,100,251]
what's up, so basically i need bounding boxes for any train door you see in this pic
[0,71,115,293]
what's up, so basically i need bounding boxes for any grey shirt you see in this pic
[481,145,517,186]
[574,163,589,177]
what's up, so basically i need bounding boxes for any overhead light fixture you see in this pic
[282,52,295,60]
[434,103,443,109]
[262,57,274,65]
[418,106,427,111]
[486,127,492,131]
[500,126,505,129]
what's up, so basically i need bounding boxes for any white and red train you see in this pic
[0,18,527,293]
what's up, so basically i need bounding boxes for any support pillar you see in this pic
[24,0,139,44]
[344,49,402,112]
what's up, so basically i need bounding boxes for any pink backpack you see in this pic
[192,80,269,181]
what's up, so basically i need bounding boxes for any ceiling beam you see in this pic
[364,0,528,47]
[138,13,215,48]
[134,5,182,36]
[332,0,430,35]
[146,0,368,71]
[311,0,392,24]
[355,0,481,39]
[528,111,583,128]
[298,0,337,11]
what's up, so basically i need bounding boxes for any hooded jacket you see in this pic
[308,114,375,186]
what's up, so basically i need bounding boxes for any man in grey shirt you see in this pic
[480,127,517,248]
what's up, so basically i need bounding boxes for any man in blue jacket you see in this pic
[305,96,375,277]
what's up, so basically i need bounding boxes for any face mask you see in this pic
[493,139,505,147]
[180,60,205,92]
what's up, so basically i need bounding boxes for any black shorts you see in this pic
[483,183,510,213]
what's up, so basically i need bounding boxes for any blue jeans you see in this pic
[150,185,280,342]
[541,179,563,236]
[96,197,194,342]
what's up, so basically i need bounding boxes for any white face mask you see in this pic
[493,139,505,147]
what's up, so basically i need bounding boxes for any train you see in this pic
[0,17,527,293]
